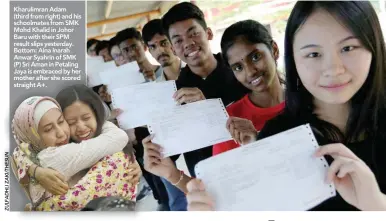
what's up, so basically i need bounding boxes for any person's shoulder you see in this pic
[178,65,191,79]
[226,95,248,116]
[214,52,224,62]
[214,53,231,71]
[258,111,302,139]
[176,65,194,88]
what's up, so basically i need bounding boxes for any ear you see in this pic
[271,40,280,61]
[206,27,214,41]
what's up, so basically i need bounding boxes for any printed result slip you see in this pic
[111,81,177,129]
[149,98,232,157]
[195,124,336,211]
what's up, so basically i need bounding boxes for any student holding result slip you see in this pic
[142,18,188,211]
[142,19,186,83]
[95,40,113,62]
[142,3,248,185]
[109,36,128,67]
[187,1,386,211]
[87,39,100,57]
[141,18,284,196]
[115,28,162,82]
[115,27,171,211]
[212,20,285,156]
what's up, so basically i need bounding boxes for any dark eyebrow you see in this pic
[171,25,197,40]
[300,36,357,50]
[339,36,357,44]
[300,44,320,50]
[160,39,168,44]
[43,122,53,129]
[171,34,180,40]
[187,26,197,33]
[247,49,261,58]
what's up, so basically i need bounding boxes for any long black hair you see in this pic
[284,1,386,143]
[56,84,106,139]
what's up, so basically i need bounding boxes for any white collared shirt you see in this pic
[155,60,186,82]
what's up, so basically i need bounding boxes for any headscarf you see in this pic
[12,96,61,153]
[11,96,62,207]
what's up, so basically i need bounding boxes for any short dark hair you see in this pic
[142,19,166,45]
[162,2,207,39]
[221,20,273,66]
[56,84,106,139]
[92,84,103,94]
[108,36,117,54]
[95,40,110,55]
[87,39,99,50]
[115,27,143,45]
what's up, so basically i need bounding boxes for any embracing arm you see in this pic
[38,121,129,179]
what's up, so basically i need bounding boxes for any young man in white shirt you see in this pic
[114,27,170,211]
[143,19,186,82]
[115,28,162,82]
[141,19,187,211]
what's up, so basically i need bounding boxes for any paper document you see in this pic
[99,61,145,91]
[149,99,232,157]
[87,58,116,87]
[111,81,177,129]
[195,124,336,211]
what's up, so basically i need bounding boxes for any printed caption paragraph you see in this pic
[12,6,82,90]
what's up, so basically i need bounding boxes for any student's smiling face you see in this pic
[293,9,372,105]
[63,101,97,142]
[168,19,213,68]
[226,37,279,92]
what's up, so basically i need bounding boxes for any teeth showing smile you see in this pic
[188,50,199,57]
[78,131,91,139]
[251,76,263,86]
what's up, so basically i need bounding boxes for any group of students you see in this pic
[12,1,386,211]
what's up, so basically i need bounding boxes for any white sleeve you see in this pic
[37,121,129,180]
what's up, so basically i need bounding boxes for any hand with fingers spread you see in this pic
[142,135,178,180]
[315,143,386,211]
[126,161,141,185]
[186,179,215,211]
[173,87,205,104]
[35,166,69,195]
[226,117,258,145]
